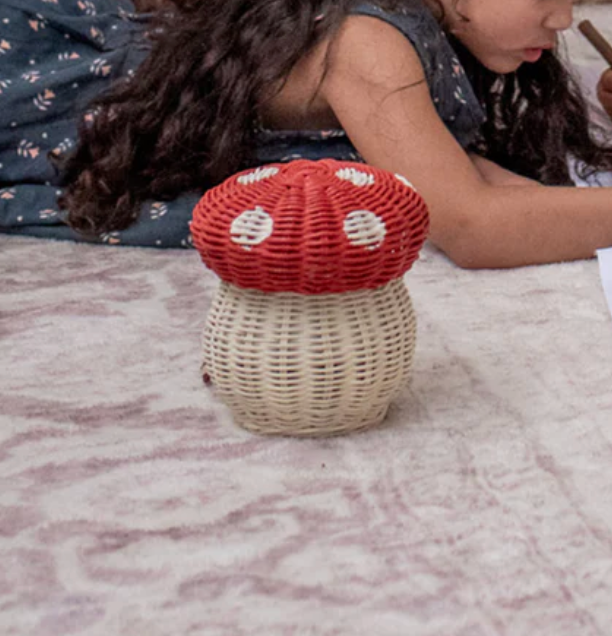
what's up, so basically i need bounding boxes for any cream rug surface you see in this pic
[2,5,612,636]
[2,232,612,636]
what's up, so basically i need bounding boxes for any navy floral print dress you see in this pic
[0,0,485,248]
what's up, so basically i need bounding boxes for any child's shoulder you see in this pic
[341,2,486,147]
[348,2,452,77]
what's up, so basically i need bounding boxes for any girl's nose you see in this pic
[543,1,573,32]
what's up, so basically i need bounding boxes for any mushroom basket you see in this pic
[191,159,429,437]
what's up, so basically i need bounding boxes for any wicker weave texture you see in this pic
[191,160,429,294]
[202,279,417,436]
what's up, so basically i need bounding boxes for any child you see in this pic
[2,0,612,268]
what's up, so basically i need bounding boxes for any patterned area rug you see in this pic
[2,233,612,635]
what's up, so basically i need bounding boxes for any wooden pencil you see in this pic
[578,20,612,67]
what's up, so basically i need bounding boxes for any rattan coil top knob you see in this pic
[191,159,429,294]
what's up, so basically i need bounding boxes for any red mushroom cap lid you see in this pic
[191,159,429,294]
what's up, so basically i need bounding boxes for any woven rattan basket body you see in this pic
[202,278,416,436]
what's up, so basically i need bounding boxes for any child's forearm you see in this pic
[468,154,542,187]
[432,184,612,269]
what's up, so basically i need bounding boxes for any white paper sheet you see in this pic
[597,247,612,318]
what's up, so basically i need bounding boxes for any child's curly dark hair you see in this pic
[60,0,612,236]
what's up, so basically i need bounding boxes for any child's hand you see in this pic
[597,69,612,119]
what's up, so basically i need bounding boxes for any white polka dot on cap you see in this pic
[237,167,279,185]
[343,210,387,250]
[230,206,274,250]
[336,167,375,187]
[395,173,416,190]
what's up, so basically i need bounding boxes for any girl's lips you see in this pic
[523,47,544,62]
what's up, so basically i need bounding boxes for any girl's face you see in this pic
[440,0,574,73]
